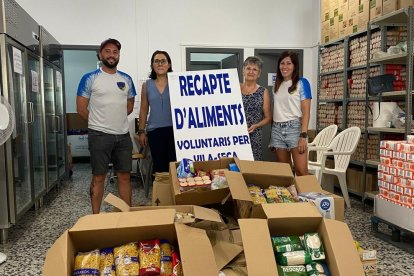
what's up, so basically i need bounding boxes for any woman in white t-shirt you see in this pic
[269,51,312,175]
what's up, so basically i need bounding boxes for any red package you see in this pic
[139,240,161,276]
[172,251,183,276]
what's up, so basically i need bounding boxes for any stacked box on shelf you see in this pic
[320,44,344,73]
[338,0,349,37]
[378,137,414,208]
[386,26,407,47]
[348,67,381,98]
[383,0,414,16]
[318,103,343,128]
[385,65,406,91]
[352,138,366,162]
[321,0,330,43]
[368,134,380,161]
[349,31,381,68]
[329,0,340,41]
[320,73,344,100]
[347,102,373,130]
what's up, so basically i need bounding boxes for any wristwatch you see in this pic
[137,129,146,135]
[299,132,308,138]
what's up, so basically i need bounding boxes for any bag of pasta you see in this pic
[139,239,161,275]
[114,242,139,275]
[172,250,183,276]
[99,248,115,276]
[267,186,296,203]
[160,240,173,276]
[248,185,266,204]
[73,249,100,276]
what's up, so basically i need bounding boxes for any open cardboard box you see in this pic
[104,193,225,231]
[238,203,364,276]
[43,208,241,276]
[169,157,286,206]
[226,170,344,221]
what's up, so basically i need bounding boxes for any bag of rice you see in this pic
[303,233,325,261]
[276,250,312,266]
[277,265,307,276]
[271,236,304,253]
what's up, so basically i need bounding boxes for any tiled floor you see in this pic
[0,163,413,275]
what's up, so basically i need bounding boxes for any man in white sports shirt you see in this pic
[77,38,136,214]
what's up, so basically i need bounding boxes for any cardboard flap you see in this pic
[192,205,223,222]
[175,223,218,276]
[323,219,365,276]
[43,231,71,276]
[238,219,278,276]
[238,160,294,177]
[295,175,323,193]
[70,209,175,232]
[213,241,243,270]
[225,171,252,201]
[104,193,131,212]
[262,202,321,219]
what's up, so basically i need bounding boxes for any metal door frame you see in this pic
[254,49,304,77]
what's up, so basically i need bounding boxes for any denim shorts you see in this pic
[269,119,301,150]
[88,128,132,174]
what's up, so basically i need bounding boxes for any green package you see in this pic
[271,236,303,253]
[303,233,325,261]
[277,265,307,276]
[275,250,312,266]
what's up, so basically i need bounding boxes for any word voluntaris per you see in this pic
[179,72,231,96]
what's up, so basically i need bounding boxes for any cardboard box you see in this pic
[67,135,89,157]
[329,16,340,41]
[226,171,345,221]
[169,158,291,206]
[358,0,370,30]
[348,0,360,17]
[43,209,220,275]
[338,1,349,38]
[322,0,330,22]
[321,20,330,44]
[370,0,383,19]
[383,0,414,15]
[239,203,365,276]
[347,15,359,35]
[330,0,340,18]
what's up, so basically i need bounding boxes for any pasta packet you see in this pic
[160,240,173,276]
[177,158,195,178]
[275,250,312,266]
[73,249,100,276]
[172,251,183,276]
[114,242,139,275]
[277,265,307,276]
[139,239,161,275]
[248,185,266,204]
[267,186,296,203]
[304,233,325,261]
[271,236,304,253]
[99,248,115,276]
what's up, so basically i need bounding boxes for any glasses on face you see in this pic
[153,59,168,65]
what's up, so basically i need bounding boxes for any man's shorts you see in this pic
[88,128,132,175]
[269,119,301,150]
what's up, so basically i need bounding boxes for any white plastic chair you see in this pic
[308,124,338,167]
[308,126,361,208]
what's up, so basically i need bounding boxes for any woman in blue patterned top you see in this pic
[269,51,312,175]
[240,56,272,160]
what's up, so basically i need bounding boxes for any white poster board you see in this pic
[168,69,254,161]
[12,47,23,75]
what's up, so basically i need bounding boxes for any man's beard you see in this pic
[102,58,119,69]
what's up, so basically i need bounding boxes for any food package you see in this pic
[248,185,266,204]
[160,240,173,276]
[73,249,100,276]
[211,175,228,190]
[99,247,115,276]
[277,265,307,276]
[139,240,161,275]
[174,212,196,224]
[303,233,325,261]
[172,251,183,276]
[306,262,330,275]
[275,250,312,266]
[271,236,304,253]
[298,193,335,220]
[114,242,139,275]
[177,158,195,178]
[265,186,296,203]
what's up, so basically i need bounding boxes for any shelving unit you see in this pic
[317,8,414,200]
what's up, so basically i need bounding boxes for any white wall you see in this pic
[16,0,321,127]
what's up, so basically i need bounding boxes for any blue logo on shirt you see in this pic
[117,82,126,91]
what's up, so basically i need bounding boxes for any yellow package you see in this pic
[73,249,100,276]
[248,185,267,204]
[99,248,115,276]
[114,242,139,275]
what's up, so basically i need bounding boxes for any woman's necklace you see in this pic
[242,83,257,95]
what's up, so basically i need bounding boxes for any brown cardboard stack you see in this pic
[322,0,331,43]
[370,0,383,19]
[329,0,340,41]
[383,0,414,15]
[339,0,350,37]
